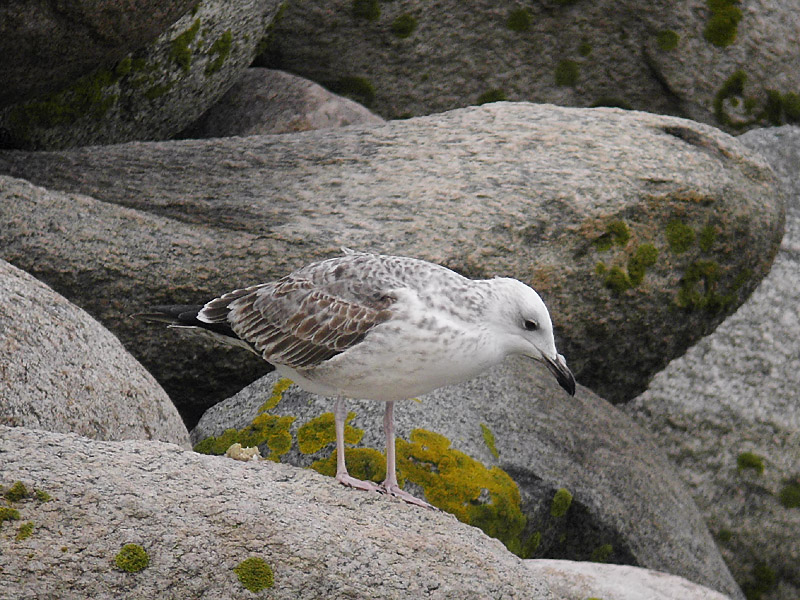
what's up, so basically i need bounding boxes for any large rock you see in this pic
[0,425,553,599]
[0,104,784,412]
[0,259,190,449]
[0,0,283,149]
[191,362,743,599]
[260,0,800,133]
[0,0,194,106]
[180,68,384,138]
[526,560,731,600]
[622,126,800,600]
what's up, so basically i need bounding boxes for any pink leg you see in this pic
[333,397,380,493]
[380,400,434,509]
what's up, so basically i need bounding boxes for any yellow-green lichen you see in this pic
[397,429,527,555]
[15,522,34,541]
[477,89,507,105]
[5,481,28,502]
[590,543,614,563]
[506,8,532,32]
[34,490,51,502]
[391,13,417,38]
[480,423,499,459]
[627,244,658,286]
[0,507,21,524]
[704,0,742,47]
[114,544,149,573]
[259,378,293,412]
[778,477,800,508]
[737,451,765,474]
[311,447,387,483]
[656,29,679,51]
[297,411,363,454]
[550,487,572,517]
[205,30,233,76]
[522,531,542,558]
[352,0,380,21]
[170,19,201,73]
[234,557,274,592]
[555,60,580,87]
[666,219,695,253]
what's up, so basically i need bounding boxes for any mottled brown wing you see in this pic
[213,275,395,369]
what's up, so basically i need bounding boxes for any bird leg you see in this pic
[333,397,380,493]
[380,400,434,509]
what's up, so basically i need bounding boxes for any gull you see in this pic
[139,250,575,508]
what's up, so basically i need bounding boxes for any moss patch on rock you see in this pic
[737,451,765,475]
[114,543,149,573]
[352,0,380,21]
[234,557,274,592]
[390,13,417,38]
[328,76,376,107]
[506,8,532,32]
[170,19,201,73]
[205,30,233,76]
[4,481,28,502]
[656,29,679,51]
[704,0,742,47]
[550,488,573,517]
[480,423,500,459]
[778,477,800,508]
[15,522,34,541]
[555,60,580,87]
[0,507,21,524]
[477,89,507,105]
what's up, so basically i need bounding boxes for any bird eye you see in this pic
[523,319,538,331]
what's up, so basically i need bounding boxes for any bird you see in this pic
[138,250,576,508]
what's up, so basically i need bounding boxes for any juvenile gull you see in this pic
[139,250,575,508]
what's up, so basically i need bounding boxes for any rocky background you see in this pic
[0,1,797,599]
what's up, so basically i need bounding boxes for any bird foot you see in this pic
[335,472,382,493]
[381,482,436,509]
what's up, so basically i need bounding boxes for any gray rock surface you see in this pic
[0,0,194,106]
[261,0,800,133]
[0,259,190,449]
[525,560,731,600]
[192,361,743,599]
[0,425,553,599]
[0,104,784,414]
[181,68,384,138]
[622,126,800,600]
[0,0,282,149]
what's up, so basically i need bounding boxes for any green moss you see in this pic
[590,543,614,563]
[714,70,750,129]
[778,479,800,508]
[506,8,532,32]
[15,522,34,541]
[5,481,28,502]
[390,13,417,38]
[594,220,630,251]
[328,76,376,107]
[698,224,717,252]
[666,220,695,253]
[480,423,499,459]
[144,82,174,100]
[737,451,765,475]
[522,531,541,558]
[234,557,274,592]
[578,41,592,56]
[34,490,51,503]
[114,544,149,573]
[554,60,580,87]
[0,507,20,524]
[396,429,528,556]
[114,57,133,78]
[477,89,507,105]
[603,265,632,294]
[703,0,742,47]
[716,528,734,543]
[352,0,380,21]
[595,262,607,276]
[550,487,573,517]
[170,19,201,73]
[297,411,363,454]
[676,259,720,310]
[205,30,233,76]
[656,29,679,51]
[742,561,777,600]
[628,244,658,286]
[784,92,800,122]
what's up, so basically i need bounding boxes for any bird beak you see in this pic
[542,353,576,396]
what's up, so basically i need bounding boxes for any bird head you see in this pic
[489,278,576,396]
